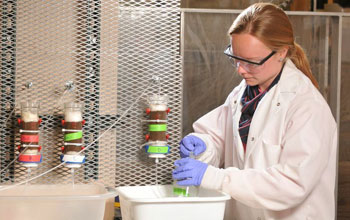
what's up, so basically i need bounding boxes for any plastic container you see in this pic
[0,184,117,220]
[116,184,230,220]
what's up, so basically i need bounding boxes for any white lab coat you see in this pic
[191,59,337,220]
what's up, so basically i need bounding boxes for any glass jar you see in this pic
[64,102,83,122]
[21,101,39,122]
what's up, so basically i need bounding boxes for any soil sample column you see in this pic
[145,95,170,162]
[61,102,85,168]
[18,101,42,167]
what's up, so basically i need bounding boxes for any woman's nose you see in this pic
[237,64,248,76]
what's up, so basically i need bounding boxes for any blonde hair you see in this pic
[228,3,319,89]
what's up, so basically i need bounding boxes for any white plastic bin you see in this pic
[0,184,117,220]
[116,184,230,220]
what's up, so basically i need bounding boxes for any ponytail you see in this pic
[289,42,319,89]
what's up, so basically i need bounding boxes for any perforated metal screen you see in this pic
[0,0,182,187]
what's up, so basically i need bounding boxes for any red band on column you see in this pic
[21,135,39,143]
[18,154,41,162]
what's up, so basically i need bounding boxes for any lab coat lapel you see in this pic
[244,86,279,161]
[244,59,298,162]
[232,85,246,166]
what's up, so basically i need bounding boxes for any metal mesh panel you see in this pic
[116,1,182,186]
[0,0,182,187]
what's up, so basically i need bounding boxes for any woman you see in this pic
[173,3,337,220]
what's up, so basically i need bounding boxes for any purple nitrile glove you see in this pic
[172,157,208,186]
[179,135,206,158]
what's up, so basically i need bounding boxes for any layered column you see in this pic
[18,101,42,167]
[60,102,85,168]
[144,95,170,161]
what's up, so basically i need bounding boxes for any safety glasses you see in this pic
[224,44,276,71]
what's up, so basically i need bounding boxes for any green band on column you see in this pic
[64,131,82,141]
[148,124,167,132]
[147,146,169,154]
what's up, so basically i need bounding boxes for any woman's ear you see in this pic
[279,46,289,60]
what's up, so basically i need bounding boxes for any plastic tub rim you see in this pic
[0,185,117,201]
[116,185,231,204]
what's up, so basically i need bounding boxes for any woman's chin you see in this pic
[244,78,257,86]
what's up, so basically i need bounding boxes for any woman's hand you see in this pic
[172,157,208,186]
[179,135,207,158]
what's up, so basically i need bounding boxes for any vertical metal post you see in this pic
[324,16,330,100]
[83,0,101,180]
[180,11,185,138]
[313,0,317,11]
[0,0,17,182]
[332,15,342,220]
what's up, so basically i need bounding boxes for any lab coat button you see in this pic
[277,102,280,106]
[251,137,255,141]
[234,100,237,104]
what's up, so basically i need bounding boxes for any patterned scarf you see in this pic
[239,68,283,152]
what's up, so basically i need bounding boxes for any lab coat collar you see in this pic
[233,59,299,94]
[277,59,301,93]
